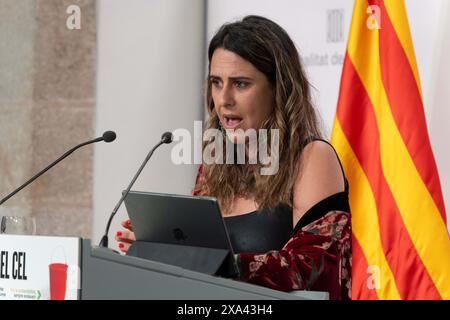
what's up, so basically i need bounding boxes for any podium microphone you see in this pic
[99,131,173,248]
[0,131,117,206]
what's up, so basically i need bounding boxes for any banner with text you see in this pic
[0,235,81,300]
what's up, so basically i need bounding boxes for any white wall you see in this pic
[93,0,206,244]
[426,0,450,230]
[207,0,450,228]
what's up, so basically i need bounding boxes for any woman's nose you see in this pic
[219,86,235,107]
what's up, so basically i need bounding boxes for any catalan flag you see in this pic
[331,0,450,299]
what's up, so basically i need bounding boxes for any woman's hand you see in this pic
[115,219,136,253]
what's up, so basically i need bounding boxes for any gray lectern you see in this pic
[80,239,328,300]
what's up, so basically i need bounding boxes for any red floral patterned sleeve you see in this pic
[237,210,351,300]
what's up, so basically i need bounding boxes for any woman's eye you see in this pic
[211,79,221,87]
[235,81,248,88]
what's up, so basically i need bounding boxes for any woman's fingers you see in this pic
[117,241,131,253]
[116,230,136,253]
[115,220,136,252]
[116,219,135,252]
[115,230,136,244]
[121,219,133,231]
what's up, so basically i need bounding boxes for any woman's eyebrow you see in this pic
[229,76,253,81]
[209,75,253,81]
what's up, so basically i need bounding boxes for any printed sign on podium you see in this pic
[0,235,81,300]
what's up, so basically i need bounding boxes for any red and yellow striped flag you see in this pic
[331,0,450,299]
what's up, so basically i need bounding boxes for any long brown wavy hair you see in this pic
[196,15,322,213]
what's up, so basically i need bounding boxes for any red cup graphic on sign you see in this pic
[49,263,68,300]
[49,246,68,300]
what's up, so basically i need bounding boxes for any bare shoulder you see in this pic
[300,140,343,171]
[292,140,346,226]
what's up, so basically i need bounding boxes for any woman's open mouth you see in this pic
[223,115,243,129]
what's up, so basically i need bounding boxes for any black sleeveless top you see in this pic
[223,139,350,254]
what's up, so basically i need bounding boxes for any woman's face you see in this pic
[210,48,275,143]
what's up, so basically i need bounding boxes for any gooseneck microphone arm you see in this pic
[0,131,117,206]
[99,131,173,248]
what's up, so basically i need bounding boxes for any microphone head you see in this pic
[102,131,117,143]
[161,132,173,144]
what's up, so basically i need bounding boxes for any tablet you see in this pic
[123,190,239,277]
[124,190,235,250]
